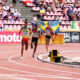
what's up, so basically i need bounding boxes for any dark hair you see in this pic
[35,24,38,30]
[33,15,35,16]
[25,19,27,23]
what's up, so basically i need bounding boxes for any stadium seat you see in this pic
[71,0,75,3]
[46,12,50,15]
[23,0,27,5]
[56,12,59,16]
[60,16,63,21]
[54,8,57,11]
[43,16,48,20]
[3,6,7,10]
[27,2,31,6]
[14,25,17,29]
[58,12,61,15]
[69,21,72,25]
[17,25,21,29]
[50,12,54,15]
[16,21,19,24]
[4,25,9,29]
[60,25,64,30]
[51,16,54,20]
[32,7,40,11]
[67,0,71,3]
[6,20,9,24]
[78,8,80,12]
[64,25,68,29]
[48,16,52,20]
[37,7,40,11]
[9,25,14,29]
[68,25,71,29]
[18,21,21,24]
[62,17,67,20]
[29,24,32,29]
[49,0,53,2]
[32,7,37,11]
[74,8,78,12]
[8,20,11,24]
[45,0,48,3]
[62,21,66,25]
[68,21,72,25]
[6,6,10,10]
[57,8,62,11]
[4,20,7,24]
[66,21,69,25]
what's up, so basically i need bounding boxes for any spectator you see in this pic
[2,10,8,19]
[32,15,38,29]
[76,12,80,21]
[67,7,72,21]
[12,0,17,7]
[40,5,46,18]
[60,0,66,4]
[14,9,19,20]
[71,7,75,14]
[52,0,59,7]
[34,0,40,7]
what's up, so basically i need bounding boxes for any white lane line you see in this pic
[0,74,35,80]
[61,50,80,54]
[8,55,80,75]
[0,73,35,80]
[0,76,32,80]
[38,52,80,68]
[0,51,20,54]
[57,74,72,76]
[0,68,79,80]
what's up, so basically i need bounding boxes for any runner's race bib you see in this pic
[23,29,29,38]
[33,32,38,37]
[46,30,51,35]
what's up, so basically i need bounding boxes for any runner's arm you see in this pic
[50,28,54,40]
[38,30,41,37]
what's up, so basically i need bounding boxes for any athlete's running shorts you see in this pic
[45,35,51,39]
[32,37,38,42]
[22,38,29,42]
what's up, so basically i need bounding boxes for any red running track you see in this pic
[0,43,80,80]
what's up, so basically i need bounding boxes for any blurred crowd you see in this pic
[0,0,22,20]
[33,0,80,21]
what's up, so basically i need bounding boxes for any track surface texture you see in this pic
[0,43,80,80]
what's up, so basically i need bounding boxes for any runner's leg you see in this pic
[21,39,24,59]
[32,41,38,58]
[25,41,28,51]
[31,41,33,49]
[45,38,48,52]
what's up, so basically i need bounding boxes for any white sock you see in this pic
[20,57,23,60]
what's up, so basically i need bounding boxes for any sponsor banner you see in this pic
[64,32,80,43]
[0,31,80,43]
[64,33,72,43]
[0,31,22,43]
[71,32,80,42]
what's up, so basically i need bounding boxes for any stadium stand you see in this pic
[0,0,24,31]
[0,0,80,31]
[19,0,80,31]
[19,0,80,21]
